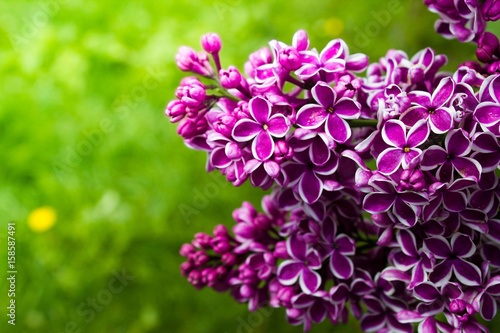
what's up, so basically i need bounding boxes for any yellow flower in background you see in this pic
[324,17,345,37]
[28,207,57,232]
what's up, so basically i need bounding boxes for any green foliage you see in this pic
[0,0,495,332]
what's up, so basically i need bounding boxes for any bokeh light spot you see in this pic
[324,17,345,37]
[28,206,57,232]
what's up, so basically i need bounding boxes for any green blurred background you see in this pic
[0,0,498,332]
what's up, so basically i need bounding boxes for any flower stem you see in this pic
[349,119,378,128]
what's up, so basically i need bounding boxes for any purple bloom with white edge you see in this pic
[424,233,482,287]
[422,179,475,221]
[421,128,482,182]
[291,291,337,326]
[472,131,500,172]
[469,172,500,217]
[393,230,435,289]
[474,275,500,321]
[400,76,456,134]
[413,281,462,316]
[318,217,355,280]
[277,234,322,294]
[281,149,339,204]
[363,178,428,227]
[296,82,361,144]
[360,294,413,333]
[377,119,430,175]
[295,38,368,80]
[232,96,290,161]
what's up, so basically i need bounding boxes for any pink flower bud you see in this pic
[219,66,242,89]
[201,33,222,54]
[279,46,301,71]
[165,100,187,123]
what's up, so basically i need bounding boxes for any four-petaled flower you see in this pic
[400,76,456,133]
[278,234,322,294]
[363,178,429,227]
[421,128,482,182]
[296,82,361,143]
[377,119,430,175]
[424,233,482,287]
[232,96,290,161]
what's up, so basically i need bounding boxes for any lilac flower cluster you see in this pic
[424,0,500,42]
[167,4,500,332]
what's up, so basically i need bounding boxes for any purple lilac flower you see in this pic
[232,96,290,161]
[170,24,500,332]
[400,76,456,134]
[296,82,361,143]
[424,233,482,287]
[377,119,429,175]
[421,128,482,182]
[363,178,428,227]
[277,234,322,294]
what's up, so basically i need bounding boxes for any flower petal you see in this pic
[393,198,418,227]
[407,119,430,148]
[277,260,303,285]
[249,96,271,124]
[452,157,482,181]
[453,259,481,286]
[474,102,500,127]
[298,170,322,204]
[363,193,395,213]
[431,77,455,108]
[325,114,351,143]
[429,107,454,134]
[330,251,353,280]
[382,120,406,148]
[424,236,452,258]
[400,106,428,127]
[232,119,261,141]
[288,234,307,260]
[429,260,453,286]
[334,98,361,119]
[377,148,404,175]
[267,114,290,137]
[296,104,327,129]
[252,130,274,161]
[312,82,336,109]
[445,130,471,157]
[299,268,321,294]
[481,293,498,321]
[421,146,448,170]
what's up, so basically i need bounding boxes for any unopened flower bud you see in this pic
[481,0,500,21]
[219,66,242,89]
[201,33,222,54]
[180,243,195,257]
[279,46,301,70]
[165,100,187,122]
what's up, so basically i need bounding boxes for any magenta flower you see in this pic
[296,82,361,143]
[291,291,337,326]
[424,233,482,287]
[400,77,456,134]
[319,218,355,280]
[421,128,482,182]
[392,230,434,289]
[232,96,290,161]
[282,150,339,204]
[377,119,430,175]
[277,234,322,294]
[363,178,428,227]
[472,131,500,172]
[474,276,500,321]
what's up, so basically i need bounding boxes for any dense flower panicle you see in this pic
[167,7,500,331]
